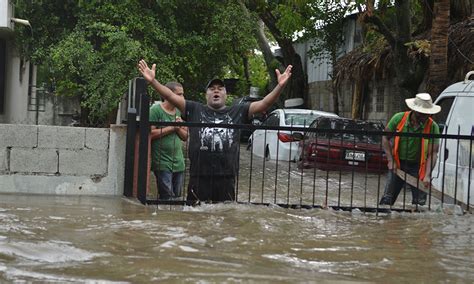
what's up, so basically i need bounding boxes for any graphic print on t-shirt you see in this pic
[199,116,234,152]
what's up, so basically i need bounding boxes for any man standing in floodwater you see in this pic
[138,59,292,203]
[149,82,188,200]
[379,93,441,206]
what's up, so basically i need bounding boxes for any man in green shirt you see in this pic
[379,93,441,206]
[150,82,188,200]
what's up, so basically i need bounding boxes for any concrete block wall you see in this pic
[0,124,126,196]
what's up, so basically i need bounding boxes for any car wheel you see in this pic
[247,138,252,150]
[265,145,270,161]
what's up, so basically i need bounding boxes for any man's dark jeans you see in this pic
[379,160,427,206]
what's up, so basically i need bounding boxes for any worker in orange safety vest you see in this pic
[379,93,441,206]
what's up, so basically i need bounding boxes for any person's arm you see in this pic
[174,117,188,141]
[423,143,439,187]
[150,125,176,140]
[248,65,293,118]
[382,127,396,170]
[137,60,185,113]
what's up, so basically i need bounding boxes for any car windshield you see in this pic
[316,119,383,144]
[284,113,320,126]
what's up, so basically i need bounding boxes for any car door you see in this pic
[251,112,280,159]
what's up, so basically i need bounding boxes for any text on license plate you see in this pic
[345,150,365,161]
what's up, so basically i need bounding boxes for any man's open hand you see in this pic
[276,65,293,87]
[137,59,156,83]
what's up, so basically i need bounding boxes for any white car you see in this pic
[249,109,338,162]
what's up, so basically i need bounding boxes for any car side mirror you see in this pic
[291,132,305,141]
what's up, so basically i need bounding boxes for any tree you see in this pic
[355,0,472,108]
[238,0,280,92]
[426,0,450,97]
[14,0,258,125]
[359,0,430,108]
[244,0,309,106]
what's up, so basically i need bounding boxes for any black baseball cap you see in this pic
[205,78,226,90]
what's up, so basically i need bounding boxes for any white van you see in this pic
[431,71,474,208]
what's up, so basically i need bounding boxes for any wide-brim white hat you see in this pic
[405,93,441,114]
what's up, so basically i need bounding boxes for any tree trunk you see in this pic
[351,79,367,119]
[258,10,308,106]
[427,0,450,98]
[277,40,308,104]
[418,0,434,33]
[351,81,361,119]
[255,20,279,90]
[451,0,473,22]
[237,0,279,91]
[242,54,251,90]
[330,53,339,114]
[392,0,427,99]
[363,0,428,106]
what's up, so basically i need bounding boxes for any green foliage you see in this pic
[14,0,259,124]
[362,30,388,54]
[248,53,270,94]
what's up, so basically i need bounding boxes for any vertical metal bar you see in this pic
[136,78,150,204]
[427,139,433,210]
[467,128,473,212]
[182,126,190,202]
[454,126,461,205]
[325,131,331,208]
[337,129,343,207]
[261,129,268,203]
[286,118,294,205]
[274,129,280,204]
[152,119,166,202]
[375,131,384,216]
[441,124,449,206]
[248,132,254,203]
[402,131,408,210]
[349,132,356,210]
[236,128,241,202]
[363,128,369,210]
[312,131,318,207]
[299,121,307,207]
[123,110,137,197]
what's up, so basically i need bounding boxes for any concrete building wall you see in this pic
[0,124,126,195]
[307,80,333,112]
[0,42,32,124]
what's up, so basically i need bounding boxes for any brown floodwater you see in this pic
[1,192,473,283]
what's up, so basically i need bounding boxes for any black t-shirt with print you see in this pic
[183,100,250,176]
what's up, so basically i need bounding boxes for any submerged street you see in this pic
[1,193,473,282]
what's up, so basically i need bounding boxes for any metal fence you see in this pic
[123,79,473,214]
[125,121,473,214]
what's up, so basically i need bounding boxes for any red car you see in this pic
[296,117,388,173]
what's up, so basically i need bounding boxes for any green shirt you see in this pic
[387,112,440,161]
[149,103,185,172]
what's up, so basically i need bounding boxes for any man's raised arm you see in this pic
[137,60,185,113]
[248,65,293,118]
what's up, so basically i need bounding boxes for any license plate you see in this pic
[345,150,365,161]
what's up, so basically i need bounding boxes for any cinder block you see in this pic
[59,149,108,176]
[10,147,58,174]
[85,128,109,150]
[38,125,85,149]
[0,124,38,148]
[0,147,8,172]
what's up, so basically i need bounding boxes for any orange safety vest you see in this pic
[393,111,433,180]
